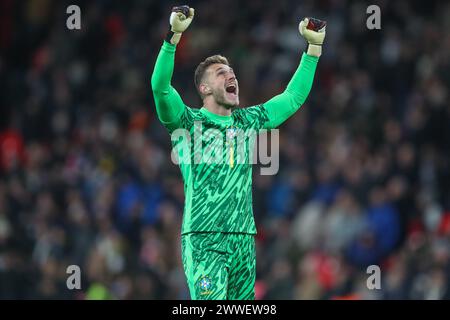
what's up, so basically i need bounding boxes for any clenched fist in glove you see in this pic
[166,5,195,45]
[299,17,326,57]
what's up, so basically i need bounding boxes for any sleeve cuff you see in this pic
[302,52,320,63]
[162,40,177,52]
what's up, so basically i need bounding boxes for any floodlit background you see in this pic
[1,0,449,299]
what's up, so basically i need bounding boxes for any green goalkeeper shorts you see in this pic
[181,232,256,300]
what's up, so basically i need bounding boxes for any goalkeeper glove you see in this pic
[299,17,326,57]
[166,5,195,45]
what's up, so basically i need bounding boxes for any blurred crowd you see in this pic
[1,0,449,299]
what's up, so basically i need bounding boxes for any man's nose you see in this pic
[227,73,236,81]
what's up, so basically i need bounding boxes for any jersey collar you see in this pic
[200,107,233,125]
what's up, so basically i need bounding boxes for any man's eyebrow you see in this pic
[214,66,234,73]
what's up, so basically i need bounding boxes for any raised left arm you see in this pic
[263,53,319,129]
[262,17,326,129]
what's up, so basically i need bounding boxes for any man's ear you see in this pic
[199,83,211,96]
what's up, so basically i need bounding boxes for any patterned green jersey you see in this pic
[171,105,268,234]
[151,41,319,235]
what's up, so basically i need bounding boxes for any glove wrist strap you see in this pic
[307,44,322,57]
[165,29,182,45]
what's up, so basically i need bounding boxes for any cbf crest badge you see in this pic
[226,127,237,140]
[199,275,213,295]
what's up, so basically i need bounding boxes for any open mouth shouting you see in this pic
[225,82,239,103]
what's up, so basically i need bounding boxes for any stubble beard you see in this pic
[214,90,238,109]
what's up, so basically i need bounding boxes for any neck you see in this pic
[203,97,232,116]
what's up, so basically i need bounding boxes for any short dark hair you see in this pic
[194,55,230,98]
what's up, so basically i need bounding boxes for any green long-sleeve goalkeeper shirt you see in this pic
[151,40,319,235]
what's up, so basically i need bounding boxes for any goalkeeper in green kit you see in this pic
[151,5,326,300]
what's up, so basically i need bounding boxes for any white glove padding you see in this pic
[299,17,326,45]
[170,6,195,33]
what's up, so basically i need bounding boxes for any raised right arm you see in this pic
[150,41,185,127]
[150,5,195,129]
